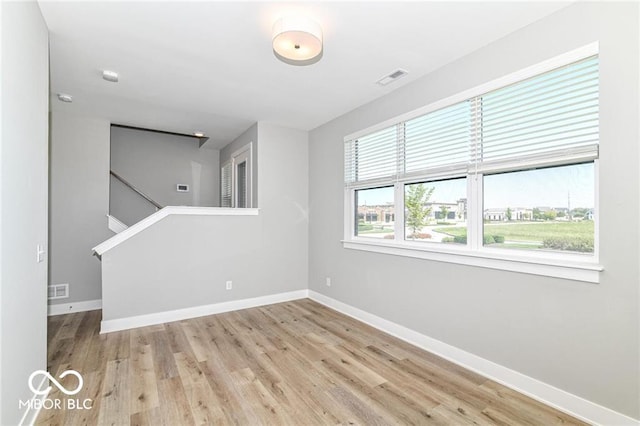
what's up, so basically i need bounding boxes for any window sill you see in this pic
[342,239,602,283]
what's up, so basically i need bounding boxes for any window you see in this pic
[343,47,601,282]
[405,178,467,244]
[483,163,594,253]
[236,159,248,208]
[220,162,232,207]
[220,142,253,208]
[355,186,394,239]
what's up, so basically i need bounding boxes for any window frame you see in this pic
[342,43,602,283]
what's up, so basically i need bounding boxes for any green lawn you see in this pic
[434,220,594,251]
[358,223,394,235]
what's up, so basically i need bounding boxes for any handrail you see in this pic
[93,206,260,256]
[110,170,163,210]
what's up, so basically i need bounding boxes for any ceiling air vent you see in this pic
[376,69,408,86]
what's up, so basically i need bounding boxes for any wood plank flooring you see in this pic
[37,299,587,425]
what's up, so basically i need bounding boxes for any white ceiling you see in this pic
[39,1,571,149]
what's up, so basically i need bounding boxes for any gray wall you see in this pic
[103,214,264,319]
[110,126,220,226]
[220,123,258,207]
[308,2,639,419]
[49,109,111,305]
[102,122,308,321]
[0,2,49,424]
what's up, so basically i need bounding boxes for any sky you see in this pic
[356,162,594,209]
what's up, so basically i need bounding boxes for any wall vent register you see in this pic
[48,283,69,300]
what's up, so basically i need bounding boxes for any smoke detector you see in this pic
[102,70,119,83]
[57,93,73,103]
[376,69,408,86]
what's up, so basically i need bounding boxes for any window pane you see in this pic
[483,163,594,253]
[236,161,247,208]
[405,178,467,243]
[355,187,395,239]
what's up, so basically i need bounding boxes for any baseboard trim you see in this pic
[100,289,309,334]
[48,299,102,316]
[308,290,639,426]
[18,375,49,426]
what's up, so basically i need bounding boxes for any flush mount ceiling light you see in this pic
[193,131,205,138]
[57,93,73,103]
[102,70,119,83]
[272,16,323,66]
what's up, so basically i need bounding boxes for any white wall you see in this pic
[0,2,49,424]
[49,109,112,306]
[308,2,639,420]
[101,122,308,323]
[110,126,220,226]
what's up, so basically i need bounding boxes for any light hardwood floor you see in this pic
[37,299,586,425]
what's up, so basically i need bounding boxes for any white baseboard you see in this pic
[48,299,102,316]
[308,290,639,426]
[100,289,309,334]
[19,375,49,426]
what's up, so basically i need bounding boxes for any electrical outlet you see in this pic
[226,281,232,290]
[326,277,331,287]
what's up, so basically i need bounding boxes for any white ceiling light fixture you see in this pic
[57,93,73,103]
[102,70,119,82]
[272,16,323,66]
[193,131,205,138]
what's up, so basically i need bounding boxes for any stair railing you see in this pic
[110,170,163,210]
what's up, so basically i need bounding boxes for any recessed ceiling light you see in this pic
[272,16,323,66]
[102,70,119,83]
[57,93,73,103]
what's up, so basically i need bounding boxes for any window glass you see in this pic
[236,161,247,208]
[483,163,594,253]
[404,178,467,243]
[355,187,395,239]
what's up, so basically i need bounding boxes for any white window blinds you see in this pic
[345,55,598,185]
[477,55,599,172]
[220,162,232,207]
[345,125,398,185]
[404,101,470,178]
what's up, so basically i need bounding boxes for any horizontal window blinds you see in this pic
[476,55,599,171]
[345,55,598,186]
[345,125,398,185]
[404,101,470,177]
[221,162,232,207]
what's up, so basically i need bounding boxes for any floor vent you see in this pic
[48,283,69,300]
